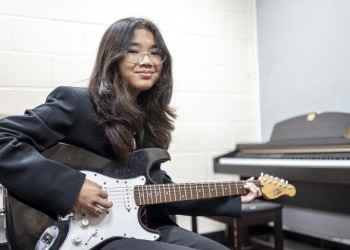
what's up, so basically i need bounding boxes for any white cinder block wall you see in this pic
[0,0,260,233]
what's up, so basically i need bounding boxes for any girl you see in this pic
[0,17,261,250]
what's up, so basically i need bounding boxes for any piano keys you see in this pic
[216,152,350,185]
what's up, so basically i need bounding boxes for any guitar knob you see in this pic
[79,218,90,228]
[71,234,82,245]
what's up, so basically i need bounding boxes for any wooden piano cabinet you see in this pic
[211,112,350,248]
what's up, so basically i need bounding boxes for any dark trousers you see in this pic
[101,225,229,250]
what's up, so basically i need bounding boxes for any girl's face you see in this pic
[118,28,163,99]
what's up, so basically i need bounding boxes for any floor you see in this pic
[0,218,348,250]
[0,231,347,250]
[250,235,334,250]
[203,231,348,250]
[0,228,6,250]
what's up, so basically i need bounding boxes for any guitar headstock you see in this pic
[258,173,296,200]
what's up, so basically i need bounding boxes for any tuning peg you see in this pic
[274,177,280,181]
[282,180,289,188]
[260,172,264,176]
[280,179,285,183]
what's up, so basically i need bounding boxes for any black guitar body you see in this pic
[4,192,69,250]
[4,143,170,250]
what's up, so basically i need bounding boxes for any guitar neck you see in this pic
[134,180,261,205]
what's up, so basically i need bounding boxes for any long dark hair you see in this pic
[88,17,176,159]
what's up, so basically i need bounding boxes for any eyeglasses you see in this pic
[124,48,166,65]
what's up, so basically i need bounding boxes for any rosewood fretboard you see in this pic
[134,180,261,205]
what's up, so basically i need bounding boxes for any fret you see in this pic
[162,184,166,202]
[178,184,182,201]
[208,182,212,198]
[152,184,156,204]
[142,185,146,205]
[141,186,146,204]
[221,182,224,196]
[204,183,208,198]
[190,183,193,200]
[199,183,203,198]
[147,185,152,204]
[147,185,151,204]
[180,184,184,201]
[136,186,141,205]
[208,183,211,197]
[143,185,149,204]
[154,185,158,204]
[158,185,162,203]
[195,184,199,199]
[183,183,188,201]
[176,184,181,201]
[198,184,201,198]
[228,181,232,195]
[225,182,229,196]
[172,184,176,202]
[167,184,171,202]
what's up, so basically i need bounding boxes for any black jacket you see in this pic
[0,86,241,227]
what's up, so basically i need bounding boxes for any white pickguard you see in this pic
[59,171,159,250]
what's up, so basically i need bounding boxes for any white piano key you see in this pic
[218,157,350,168]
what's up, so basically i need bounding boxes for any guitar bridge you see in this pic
[35,226,59,250]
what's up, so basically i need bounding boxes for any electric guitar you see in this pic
[3,143,296,250]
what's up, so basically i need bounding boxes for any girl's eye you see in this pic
[127,49,140,54]
[150,49,162,56]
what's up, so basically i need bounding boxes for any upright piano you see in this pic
[214,112,350,248]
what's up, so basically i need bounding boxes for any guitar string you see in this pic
[100,182,257,207]
[102,180,260,191]
[83,180,288,210]
[105,185,247,197]
[95,180,285,209]
[104,181,260,195]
